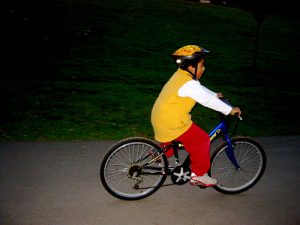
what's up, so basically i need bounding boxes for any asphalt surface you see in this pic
[1,135,300,225]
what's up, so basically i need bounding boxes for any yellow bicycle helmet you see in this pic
[172,45,209,69]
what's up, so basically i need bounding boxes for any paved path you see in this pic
[1,136,300,225]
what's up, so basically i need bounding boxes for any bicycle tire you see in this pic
[100,137,168,200]
[210,137,266,194]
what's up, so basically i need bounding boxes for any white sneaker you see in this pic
[190,173,217,187]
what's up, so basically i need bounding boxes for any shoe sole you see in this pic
[190,180,217,187]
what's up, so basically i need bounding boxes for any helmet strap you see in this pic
[193,65,198,80]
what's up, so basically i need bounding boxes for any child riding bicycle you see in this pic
[151,45,242,187]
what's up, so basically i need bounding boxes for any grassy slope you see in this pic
[2,0,300,140]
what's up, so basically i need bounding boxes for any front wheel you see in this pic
[100,137,168,200]
[210,137,266,194]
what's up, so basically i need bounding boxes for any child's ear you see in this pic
[188,65,195,70]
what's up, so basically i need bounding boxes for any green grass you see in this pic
[2,0,300,141]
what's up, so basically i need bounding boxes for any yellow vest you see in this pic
[151,69,196,142]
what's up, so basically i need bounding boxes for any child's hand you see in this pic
[217,93,223,98]
[230,107,242,117]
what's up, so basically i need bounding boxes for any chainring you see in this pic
[170,165,191,185]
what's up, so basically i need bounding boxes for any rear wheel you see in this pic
[100,137,168,200]
[210,137,266,194]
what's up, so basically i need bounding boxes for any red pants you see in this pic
[163,123,210,176]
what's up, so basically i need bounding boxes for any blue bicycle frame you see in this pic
[208,120,240,169]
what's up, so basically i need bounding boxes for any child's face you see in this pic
[195,58,205,80]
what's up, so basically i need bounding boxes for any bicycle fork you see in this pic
[209,120,240,170]
[223,133,240,169]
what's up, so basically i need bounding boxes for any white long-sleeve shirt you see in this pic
[178,80,232,115]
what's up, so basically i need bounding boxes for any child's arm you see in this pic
[178,80,232,115]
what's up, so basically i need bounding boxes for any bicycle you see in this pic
[100,100,266,200]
